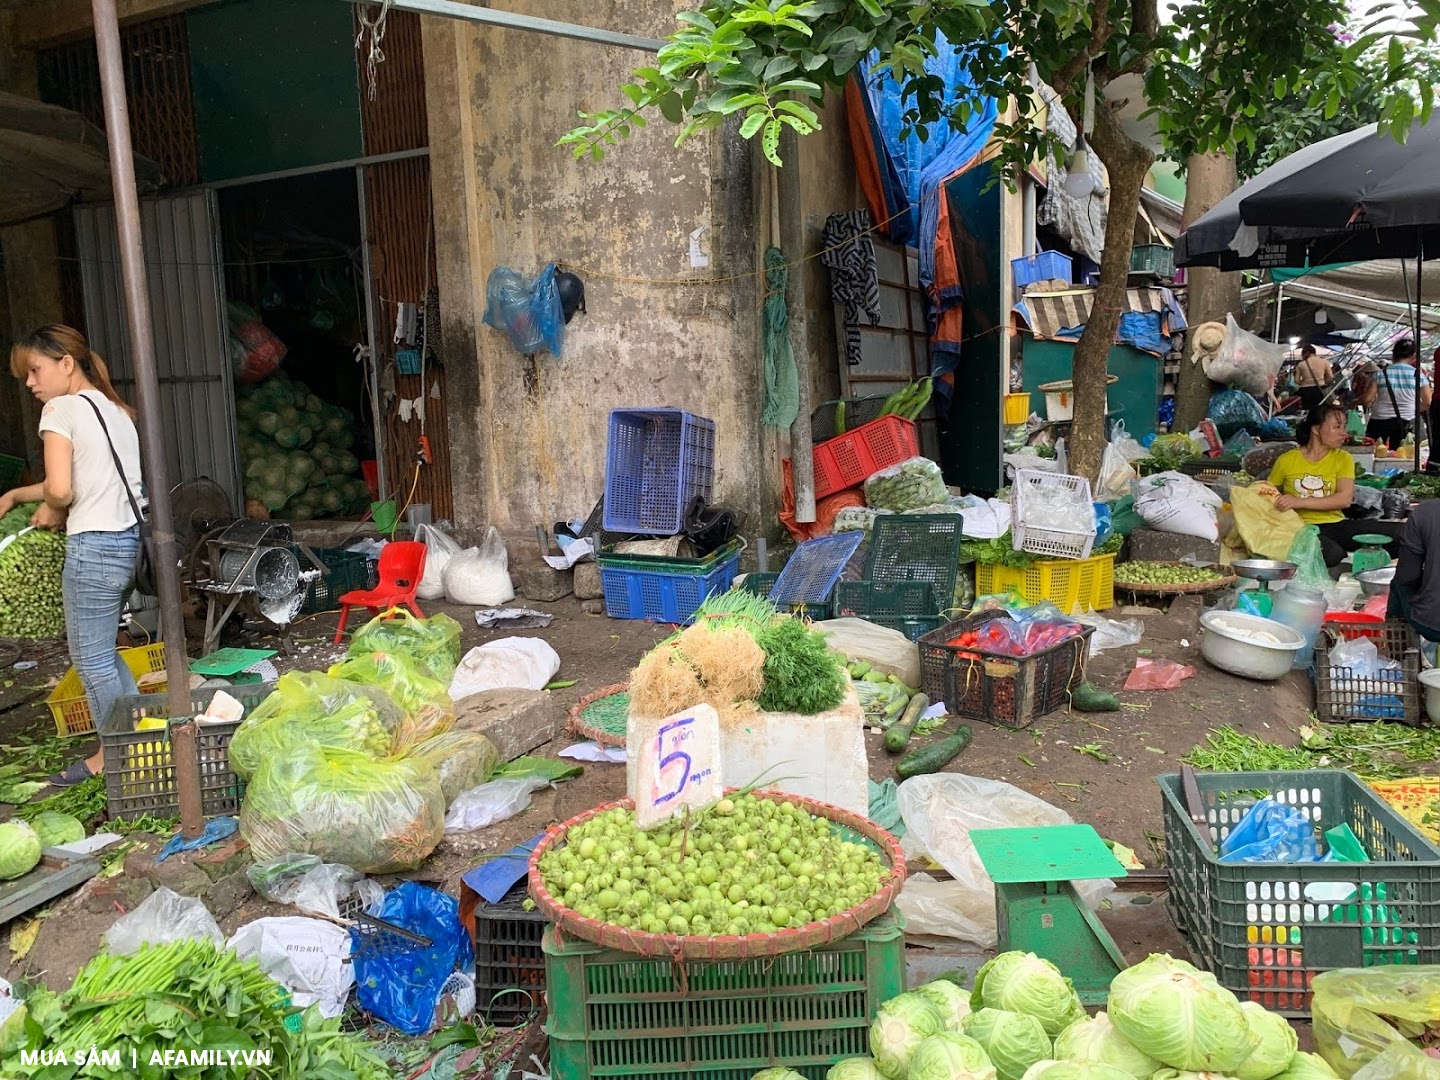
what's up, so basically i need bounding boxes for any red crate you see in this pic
[1323,612,1405,646]
[811,415,920,499]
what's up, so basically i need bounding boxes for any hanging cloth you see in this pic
[761,247,799,428]
[844,74,913,244]
[821,211,882,368]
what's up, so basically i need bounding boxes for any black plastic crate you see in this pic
[1314,622,1421,725]
[810,395,890,443]
[293,546,372,614]
[918,611,1093,729]
[472,884,548,1023]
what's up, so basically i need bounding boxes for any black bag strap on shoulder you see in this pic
[79,394,146,528]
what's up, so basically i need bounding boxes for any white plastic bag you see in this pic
[896,773,1114,947]
[444,776,550,833]
[104,887,224,955]
[417,524,460,601]
[1110,420,1147,463]
[1207,313,1286,396]
[813,617,921,689]
[448,636,560,702]
[292,863,386,920]
[1072,611,1144,655]
[1097,441,1138,502]
[444,527,515,606]
[1133,471,1224,541]
[228,917,354,1018]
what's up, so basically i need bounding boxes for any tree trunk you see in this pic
[1176,152,1240,431]
[1067,101,1154,485]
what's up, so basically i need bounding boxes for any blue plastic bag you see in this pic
[1207,388,1265,439]
[1218,798,1324,863]
[352,881,475,1035]
[483,263,565,357]
[1093,503,1113,545]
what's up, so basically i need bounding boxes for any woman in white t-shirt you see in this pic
[1,325,145,786]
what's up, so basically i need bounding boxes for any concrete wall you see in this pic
[423,1,858,534]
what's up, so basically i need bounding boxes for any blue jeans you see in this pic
[63,527,139,735]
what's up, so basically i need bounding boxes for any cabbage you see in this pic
[1151,1072,1241,1080]
[916,978,973,1030]
[871,992,947,1079]
[1022,1062,1138,1080]
[972,952,1085,1037]
[1271,1053,1337,1080]
[909,1032,998,1080]
[0,820,42,880]
[1053,1012,1161,1080]
[964,1007,1052,1080]
[750,1071,806,1080]
[1232,1003,1296,1080]
[1108,954,1257,1074]
[256,411,280,435]
[827,1060,887,1080]
[30,811,85,848]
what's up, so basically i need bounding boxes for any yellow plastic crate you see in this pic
[1003,392,1031,425]
[47,643,168,737]
[976,552,1116,613]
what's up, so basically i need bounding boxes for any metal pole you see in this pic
[92,0,203,838]
[1416,242,1424,474]
[356,166,389,500]
[1271,285,1284,344]
[347,0,665,50]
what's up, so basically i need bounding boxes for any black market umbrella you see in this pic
[1177,119,1440,469]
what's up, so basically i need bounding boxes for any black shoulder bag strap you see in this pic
[1382,366,1405,424]
[79,394,158,595]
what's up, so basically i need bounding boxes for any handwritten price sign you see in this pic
[631,704,723,830]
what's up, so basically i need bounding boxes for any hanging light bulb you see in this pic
[1064,66,1098,200]
[1315,308,1329,325]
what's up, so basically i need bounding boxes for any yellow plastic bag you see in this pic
[229,672,401,778]
[347,608,463,684]
[1313,967,1440,1080]
[328,649,455,752]
[1229,483,1305,560]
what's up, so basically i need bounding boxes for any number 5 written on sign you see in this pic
[653,716,693,806]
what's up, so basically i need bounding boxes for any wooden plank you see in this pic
[0,849,101,926]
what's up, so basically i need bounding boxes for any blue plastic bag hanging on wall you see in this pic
[483,263,565,357]
[351,880,475,1035]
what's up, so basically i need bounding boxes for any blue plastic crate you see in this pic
[599,550,740,623]
[771,532,863,606]
[603,409,716,535]
[1011,250,1073,290]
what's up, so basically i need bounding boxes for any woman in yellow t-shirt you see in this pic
[1267,402,1402,566]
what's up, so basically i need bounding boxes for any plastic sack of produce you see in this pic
[1207,314,1286,396]
[239,745,446,874]
[1133,471,1224,542]
[864,456,949,513]
[1313,967,1440,1080]
[408,730,499,805]
[833,506,893,534]
[229,672,400,778]
[351,881,474,1036]
[1208,387,1266,439]
[0,526,66,640]
[329,649,455,752]
[347,608,463,684]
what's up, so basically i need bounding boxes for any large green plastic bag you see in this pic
[347,608,463,684]
[329,649,456,752]
[408,731,499,805]
[1286,525,1332,593]
[229,672,400,778]
[238,745,445,873]
[1313,968,1440,1080]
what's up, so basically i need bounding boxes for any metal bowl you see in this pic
[1357,565,1397,596]
[1230,559,1299,583]
[1199,610,1307,681]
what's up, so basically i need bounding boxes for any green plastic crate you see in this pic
[596,540,741,573]
[292,546,371,615]
[545,910,904,1080]
[1130,243,1175,277]
[1160,769,1440,1017]
[739,571,833,621]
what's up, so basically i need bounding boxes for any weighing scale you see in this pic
[970,825,1128,1004]
[1230,559,1298,619]
[1351,535,1393,576]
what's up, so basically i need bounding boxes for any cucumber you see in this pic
[849,660,872,680]
[864,671,891,685]
[1071,681,1119,712]
[883,693,929,754]
[897,726,973,779]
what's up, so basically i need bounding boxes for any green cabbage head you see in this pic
[1107,955,1257,1074]
[750,1071,806,1080]
[1053,1012,1161,1080]
[1271,1053,1338,1080]
[1022,1062,1138,1080]
[1150,1071,1241,1080]
[870,992,947,1079]
[964,1007,1053,1080]
[908,1032,998,1080]
[1233,1002,1297,1080]
[826,1060,887,1080]
[0,820,42,880]
[972,952,1085,1037]
[915,978,973,1030]
[30,811,85,849]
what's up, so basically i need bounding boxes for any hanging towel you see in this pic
[820,211,881,368]
[761,247,799,428]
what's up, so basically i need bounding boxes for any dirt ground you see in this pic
[0,586,1326,998]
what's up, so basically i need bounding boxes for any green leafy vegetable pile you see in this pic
[0,503,64,639]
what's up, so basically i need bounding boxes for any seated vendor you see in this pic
[1268,402,1404,567]
[1388,499,1440,643]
